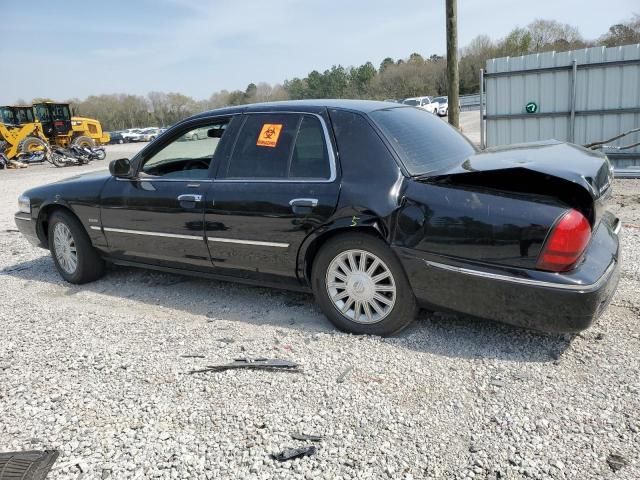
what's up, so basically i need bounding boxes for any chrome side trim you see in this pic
[89,226,101,231]
[425,260,616,292]
[116,177,214,183]
[207,237,289,248]
[14,214,31,221]
[103,227,203,240]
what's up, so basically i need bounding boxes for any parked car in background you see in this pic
[108,131,125,144]
[121,129,145,142]
[433,96,448,117]
[182,126,210,141]
[14,100,620,337]
[140,128,160,142]
[402,96,438,114]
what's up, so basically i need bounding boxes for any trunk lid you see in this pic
[429,140,613,224]
[442,140,612,199]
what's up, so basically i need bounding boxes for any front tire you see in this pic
[48,210,105,284]
[312,233,417,336]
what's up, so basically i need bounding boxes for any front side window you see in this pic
[140,121,229,179]
[226,113,331,180]
[370,106,476,176]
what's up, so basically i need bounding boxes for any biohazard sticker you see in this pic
[256,123,283,148]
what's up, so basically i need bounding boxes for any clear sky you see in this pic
[0,0,636,104]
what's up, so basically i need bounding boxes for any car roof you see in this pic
[191,99,409,120]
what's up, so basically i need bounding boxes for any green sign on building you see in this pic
[525,102,538,114]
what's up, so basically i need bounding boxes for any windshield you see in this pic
[433,97,447,103]
[370,106,476,176]
[15,108,34,124]
[402,99,420,106]
[34,104,51,122]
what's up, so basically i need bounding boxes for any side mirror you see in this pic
[109,158,132,178]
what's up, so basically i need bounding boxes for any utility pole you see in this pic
[446,0,459,128]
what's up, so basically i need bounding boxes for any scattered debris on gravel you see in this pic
[0,163,638,479]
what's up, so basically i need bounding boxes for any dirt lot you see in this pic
[0,147,638,479]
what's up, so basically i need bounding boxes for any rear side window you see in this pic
[290,116,330,179]
[370,106,476,176]
[226,113,331,180]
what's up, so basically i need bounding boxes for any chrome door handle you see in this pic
[289,198,318,208]
[177,194,203,202]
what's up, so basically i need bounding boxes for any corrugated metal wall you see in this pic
[483,44,640,166]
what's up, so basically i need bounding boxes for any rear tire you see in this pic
[312,232,417,336]
[19,136,47,154]
[72,136,96,148]
[48,210,105,284]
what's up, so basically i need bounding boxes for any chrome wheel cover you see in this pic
[326,249,396,324]
[53,223,78,274]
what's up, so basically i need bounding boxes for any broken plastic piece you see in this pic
[272,446,316,462]
[607,453,628,472]
[0,450,59,480]
[189,357,300,374]
[336,365,354,383]
[291,433,323,442]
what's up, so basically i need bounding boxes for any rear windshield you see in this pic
[370,106,476,176]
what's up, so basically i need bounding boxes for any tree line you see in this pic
[20,15,639,131]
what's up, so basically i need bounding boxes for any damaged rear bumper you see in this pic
[396,216,621,333]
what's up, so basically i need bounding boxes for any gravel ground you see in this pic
[0,152,638,480]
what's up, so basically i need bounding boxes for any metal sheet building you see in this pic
[481,44,640,167]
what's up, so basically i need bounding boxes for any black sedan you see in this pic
[14,100,621,336]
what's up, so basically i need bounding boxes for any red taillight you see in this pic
[537,209,591,272]
[54,121,64,126]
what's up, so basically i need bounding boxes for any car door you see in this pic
[99,117,234,270]
[204,111,340,283]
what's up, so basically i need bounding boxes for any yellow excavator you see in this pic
[0,105,49,160]
[32,102,110,148]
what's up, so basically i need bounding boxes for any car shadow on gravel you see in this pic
[3,256,573,362]
[392,310,573,363]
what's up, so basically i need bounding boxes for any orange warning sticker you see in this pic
[256,123,283,148]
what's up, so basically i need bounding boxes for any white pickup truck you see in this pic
[402,96,439,114]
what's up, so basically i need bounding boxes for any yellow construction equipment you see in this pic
[32,102,110,148]
[0,105,49,159]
